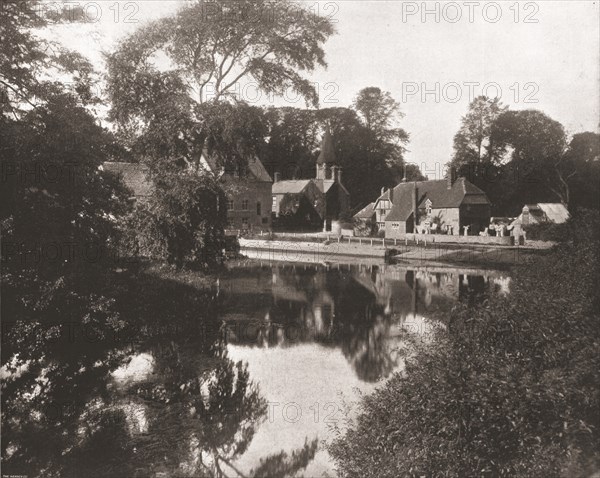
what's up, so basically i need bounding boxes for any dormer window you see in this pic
[425,199,432,216]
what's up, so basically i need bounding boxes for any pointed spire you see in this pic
[317,128,336,165]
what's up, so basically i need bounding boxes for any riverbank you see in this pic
[329,212,600,477]
[239,237,545,267]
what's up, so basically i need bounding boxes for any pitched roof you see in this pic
[534,203,570,223]
[102,162,152,197]
[317,128,336,165]
[200,149,272,182]
[246,157,272,182]
[272,179,312,194]
[385,178,489,222]
[353,202,375,219]
[511,203,570,226]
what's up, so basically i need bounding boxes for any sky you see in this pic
[49,0,600,179]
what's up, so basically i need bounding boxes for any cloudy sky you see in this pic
[52,0,599,178]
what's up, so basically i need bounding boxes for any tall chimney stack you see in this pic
[447,166,457,189]
[337,166,343,183]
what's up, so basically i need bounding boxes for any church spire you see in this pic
[317,128,336,165]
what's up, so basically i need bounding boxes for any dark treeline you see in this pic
[449,97,600,216]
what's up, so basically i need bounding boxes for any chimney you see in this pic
[274,172,281,183]
[381,186,385,196]
[336,166,343,183]
[522,205,530,225]
[413,182,419,228]
[447,166,457,189]
[389,185,394,203]
[330,165,338,182]
[316,163,325,180]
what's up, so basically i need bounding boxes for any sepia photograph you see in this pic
[1,1,599,477]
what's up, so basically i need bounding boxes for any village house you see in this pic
[355,170,491,238]
[197,150,273,231]
[102,151,273,232]
[271,129,351,231]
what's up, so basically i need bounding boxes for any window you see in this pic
[272,196,277,208]
[392,222,400,229]
[377,222,385,230]
[241,199,249,211]
[227,199,234,211]
[256,201,261,216]
[425,199,432,216]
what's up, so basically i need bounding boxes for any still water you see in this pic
[2,259,509,478]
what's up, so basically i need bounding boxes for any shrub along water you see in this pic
[330,210,600,477]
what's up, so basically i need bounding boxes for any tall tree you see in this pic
[491,109,570,206]
[106,0,335,120]
[352,87,410,174]
[448,97,509,214]
[563,132,600,210]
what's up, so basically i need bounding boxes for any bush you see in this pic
[120,172,227,269]
[330,210,600,477]
[524,221,569,241]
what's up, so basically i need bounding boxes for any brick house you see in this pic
[198,150,273,231]
[271,129,350,231]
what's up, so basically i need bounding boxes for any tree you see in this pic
[121,172,227,269]
[450,96,508,171]
[563,132,600,210]
[106,0,335,114]
[491,109,570,205]
[448,96,508,211]
[0,0,99,117]
[352,87,410,173]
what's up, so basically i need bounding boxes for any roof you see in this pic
[532,203,570,223]
[317,128,336,165]
[272,180,312,194]
[102,162,152,197]
[511,203,570,226]
[200,149,271,182]
[353,202,375,219]
[246,157,272,182]
[385,178,490,222]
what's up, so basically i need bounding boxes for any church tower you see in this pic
[316,128,335,180]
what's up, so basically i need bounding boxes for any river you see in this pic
[2,259,510,478]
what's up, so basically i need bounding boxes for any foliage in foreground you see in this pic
[119,172,228,269]
[330,210,600,477]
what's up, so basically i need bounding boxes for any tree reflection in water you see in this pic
[1,268,317,478]
[221,262,506,382]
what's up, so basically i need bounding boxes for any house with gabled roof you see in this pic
[358,170,491,239]
[271,129,351,231]
[197,149,273,231]
[103,149,273,232]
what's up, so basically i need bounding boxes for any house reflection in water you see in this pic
[220,262,509,382]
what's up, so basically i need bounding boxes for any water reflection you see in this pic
[1,262,508,478]
[221,261,509,382]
